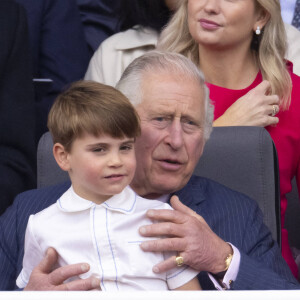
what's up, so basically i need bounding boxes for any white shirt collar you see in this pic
[57,186,137,214]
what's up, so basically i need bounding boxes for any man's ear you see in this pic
[254,7,270,32]
[53,143,71,171]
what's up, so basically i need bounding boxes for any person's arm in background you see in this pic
[0,0,36,215]
[16,0,91,138]
[76,0,120,56]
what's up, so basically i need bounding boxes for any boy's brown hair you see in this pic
[47,80,141,152]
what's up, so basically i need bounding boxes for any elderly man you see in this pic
[0,51,298,291]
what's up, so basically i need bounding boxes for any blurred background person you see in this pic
[0,0,36,215]
[280,0,300,30]
[76,0,121,56]
[85,0,175,85]
[15,0,90,141]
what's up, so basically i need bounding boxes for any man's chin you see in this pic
[131,172,191,198]
[152,178,188,195]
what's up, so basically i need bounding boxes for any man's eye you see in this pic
[154,117,165,122]
[182,118,197,126]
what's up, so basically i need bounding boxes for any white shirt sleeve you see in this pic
[16,215,46,288]
[164,251,199,290]
[208,243,241,290]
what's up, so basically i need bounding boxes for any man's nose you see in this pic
[165,120,184,150]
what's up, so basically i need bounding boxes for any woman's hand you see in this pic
[214,81,280,127]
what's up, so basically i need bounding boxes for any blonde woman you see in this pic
[158,0,300,279]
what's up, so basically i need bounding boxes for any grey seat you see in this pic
[285,178,300,249]
[37,126,281,243]
[37,132,69,188]
[193,126,280,243]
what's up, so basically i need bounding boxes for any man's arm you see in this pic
[0,182,99,291]
[139,196,300,290]
[139,196,233,274]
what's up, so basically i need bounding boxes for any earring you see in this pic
[255,26,261,35]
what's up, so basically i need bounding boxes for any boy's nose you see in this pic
[107,152,122,167]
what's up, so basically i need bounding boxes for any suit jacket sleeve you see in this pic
[16,215,45,289]
[231,202,299,289]
[177,177,300,290]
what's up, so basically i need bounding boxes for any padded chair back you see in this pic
[37,127,280,242]
[194,126,280,243]
[285,178,300,249]
[37,132,69,188]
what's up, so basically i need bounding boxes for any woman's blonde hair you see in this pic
[158,0,292,110]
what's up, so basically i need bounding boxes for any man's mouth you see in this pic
[163,159,180,164]
[157,159,183,171]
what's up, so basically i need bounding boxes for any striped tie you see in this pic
[292,0,300,30]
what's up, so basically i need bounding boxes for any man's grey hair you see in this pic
[116,50,214,140]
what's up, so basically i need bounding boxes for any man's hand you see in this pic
[213,81,280,127]
[24,247,100,291]
[139,196,232,274]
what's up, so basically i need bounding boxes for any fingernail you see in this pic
[92,277,100,288]
[81,263,90,272]
[153,266,159,273]
[140,242,149,250]
[147,210,154,217]
[139,226,146,235]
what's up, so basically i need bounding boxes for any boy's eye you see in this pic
[92,147,105,152]
[120,144,133,151]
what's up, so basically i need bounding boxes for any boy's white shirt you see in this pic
[16,186,199,290]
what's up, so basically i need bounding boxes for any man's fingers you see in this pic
[152,255,181,274]
[49,262,90,286]
[144,196,204,224]
[60,276,101,291]
[140,237,184,252]
[139,221,184,237]
[170,195,202,221]
[37,247,59,274]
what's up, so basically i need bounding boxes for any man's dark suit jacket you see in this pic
[0,176,299,290]
[0,1,36,215]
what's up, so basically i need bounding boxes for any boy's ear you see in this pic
[53,143,71,171]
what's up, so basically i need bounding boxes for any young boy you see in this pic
[16,81,201,291]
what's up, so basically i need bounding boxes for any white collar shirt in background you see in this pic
[16,186,199,290]
[281,0,297,24]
